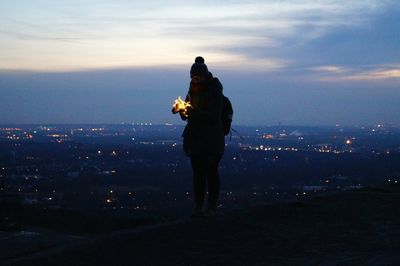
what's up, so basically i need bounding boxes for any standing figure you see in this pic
[173,56,225,217]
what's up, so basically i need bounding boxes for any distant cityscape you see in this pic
[1,123,400,229]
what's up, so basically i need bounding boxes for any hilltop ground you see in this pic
[1,184,400,266]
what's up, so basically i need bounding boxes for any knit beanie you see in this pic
[190,56,208,78]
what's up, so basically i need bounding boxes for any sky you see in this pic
[0,0,399,126]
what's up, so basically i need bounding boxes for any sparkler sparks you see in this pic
[172,96,191,117]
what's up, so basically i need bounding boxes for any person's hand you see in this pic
[184,106,194,117]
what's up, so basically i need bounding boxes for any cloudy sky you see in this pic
[0,0,399,126]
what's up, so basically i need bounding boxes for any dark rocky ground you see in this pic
[1,184,400,266]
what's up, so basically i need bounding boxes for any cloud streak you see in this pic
[310,64,400,81]
[341,68,400,81]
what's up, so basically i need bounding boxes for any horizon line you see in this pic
[0,122,396,128]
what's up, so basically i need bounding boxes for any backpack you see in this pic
[222,95,233,136]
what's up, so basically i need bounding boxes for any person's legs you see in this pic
[190,156,207,213]
[206,155,221,212]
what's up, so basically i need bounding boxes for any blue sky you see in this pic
[0,0,399,126]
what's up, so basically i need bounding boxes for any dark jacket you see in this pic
[181,75,225,157]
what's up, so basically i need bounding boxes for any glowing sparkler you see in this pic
[172,96,191,117]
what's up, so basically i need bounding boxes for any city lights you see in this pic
[0,124,398,223]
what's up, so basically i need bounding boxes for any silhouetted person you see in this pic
[173,56,225,217]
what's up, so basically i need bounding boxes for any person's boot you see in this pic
[205,206,217,217]
[190,207,205,218]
